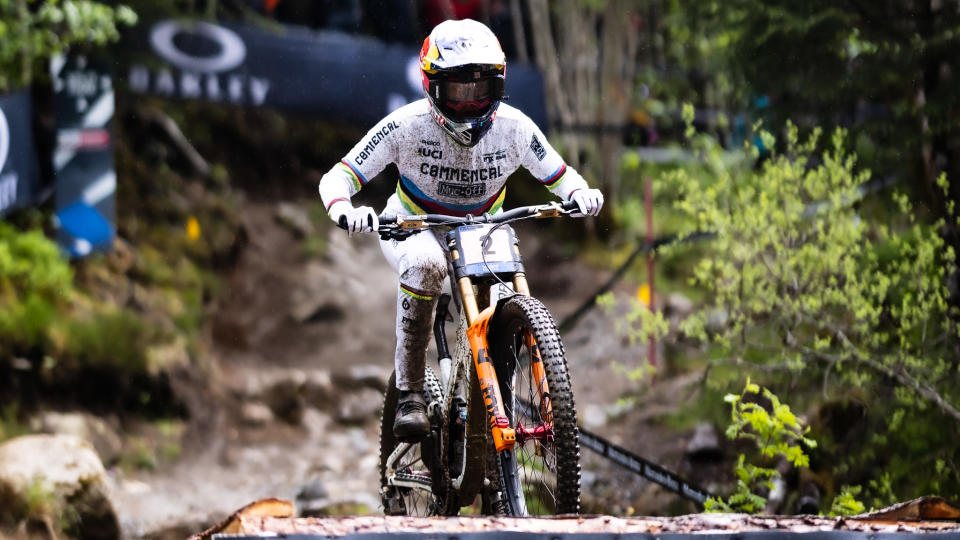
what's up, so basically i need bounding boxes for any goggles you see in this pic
[428,75,505,120]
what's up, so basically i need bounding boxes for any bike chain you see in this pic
[392,470,434,488]
[436,357,459,515]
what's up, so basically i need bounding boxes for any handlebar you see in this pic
[337,200,582,240]
[382,199,580,228]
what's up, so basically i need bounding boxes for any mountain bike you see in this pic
[370,201,583,517]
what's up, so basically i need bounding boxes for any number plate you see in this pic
[459,226,515,266]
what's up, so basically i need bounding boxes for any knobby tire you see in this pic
[491,295,581,516]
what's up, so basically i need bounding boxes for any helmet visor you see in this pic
[432,76,504,120]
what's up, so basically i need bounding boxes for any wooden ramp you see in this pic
[190,497,960,539]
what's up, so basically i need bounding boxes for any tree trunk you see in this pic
[527,0,640,198]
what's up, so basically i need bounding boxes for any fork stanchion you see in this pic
[513,272,531,296]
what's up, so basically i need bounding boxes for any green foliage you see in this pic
[118,420,185,472]
[0,0,137,91]
[829,485,866,517]
[663,0,960,280]
[0,222,159,376]
[669,114,960,424]
[0,223,73,299]
[0,403,30,443]
[723,379,817,466]
[0,223,73,357]
[658,107,960,505]
[53,309,151,372]
[597,291,670,348]
[706,379,815,513]
[0,475,78,538]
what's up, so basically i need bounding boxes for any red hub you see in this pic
[515,422,554,445]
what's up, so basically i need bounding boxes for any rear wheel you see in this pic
[490,295,581,515]
[378,367,447,515]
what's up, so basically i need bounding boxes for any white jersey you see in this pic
[319,99,589,217]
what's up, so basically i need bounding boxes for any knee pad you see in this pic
[399,251,448,292]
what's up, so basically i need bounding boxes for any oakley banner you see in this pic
[0,90,40,217]
[121,19,549,129]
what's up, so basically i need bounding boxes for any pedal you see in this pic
[382,489,407,515]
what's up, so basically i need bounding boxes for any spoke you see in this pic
[503,325,562,515]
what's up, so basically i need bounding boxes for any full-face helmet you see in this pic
[419,19,506,147]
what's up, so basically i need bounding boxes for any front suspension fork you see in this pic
[467,306,516,453]
[457,270,552,454]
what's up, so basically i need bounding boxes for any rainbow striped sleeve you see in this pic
[400,283,436,301]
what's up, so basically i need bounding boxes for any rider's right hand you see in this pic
[329,200,379,234]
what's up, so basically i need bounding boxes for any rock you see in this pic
[301,407,332,438]
[228,367,352,425]
[0,434,119,540]
[29,411,124,466]
[303,370,335,409]
[332,364,390,392]
[294,302,347,324]
[106,237,136,275]
[296,478,328,505]
[289,261,353,325]
[240,402,274,427]
[275,202,314,238]
[231,367,305,399]
[336,388,384,425]
[685,422,722,462]
[246,368,307,425]
[665,292,695,318]
[146,335,191,374]
[706,308,729,333]
[582,404,609,429]
[581,401,633,429]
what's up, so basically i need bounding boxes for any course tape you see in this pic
[515,399,712,506]
[578,426,713,506]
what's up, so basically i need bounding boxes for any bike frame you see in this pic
[376,201,576,510]
[444,214,559,456]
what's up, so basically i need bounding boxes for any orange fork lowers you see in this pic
[467,306,516,453]
[526,330,553,422]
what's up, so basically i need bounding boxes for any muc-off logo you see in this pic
[0,106,18,213]
[438,182,485,198]
[129,20,271,105]
[530,134,546,161]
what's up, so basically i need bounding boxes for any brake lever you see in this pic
[379,228,417,242]
[535,202,567,219]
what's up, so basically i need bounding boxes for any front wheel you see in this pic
[490,295,581,515]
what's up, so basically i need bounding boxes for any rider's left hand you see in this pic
[570,189,604,217]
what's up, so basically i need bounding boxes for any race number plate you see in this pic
[459,226,515,266]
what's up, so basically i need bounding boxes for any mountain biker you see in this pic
[318,18,603,442]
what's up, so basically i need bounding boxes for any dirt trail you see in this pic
[109,200,693,538]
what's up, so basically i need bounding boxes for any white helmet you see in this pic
[419,19,506,147]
